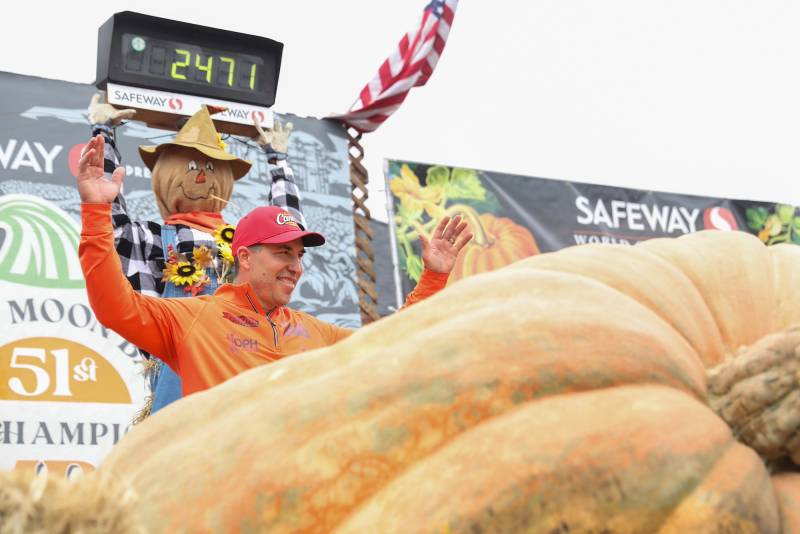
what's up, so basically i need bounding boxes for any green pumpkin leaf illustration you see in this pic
[745,207,768,231]
[792,216,800,243]
[395,201,423,225]
[777,204,796,225]
[425,165,451,189]
[446,168,486,201]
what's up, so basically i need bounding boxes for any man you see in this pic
[88,96,307,412]
[77,134,472,397]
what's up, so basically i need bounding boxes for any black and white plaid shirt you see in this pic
[93,123,305,297]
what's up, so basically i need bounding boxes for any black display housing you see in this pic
[95,11,283,107]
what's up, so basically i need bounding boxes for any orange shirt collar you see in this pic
[214,283,282,319]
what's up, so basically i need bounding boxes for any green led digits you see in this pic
[169,50,256,90]
[195,54,213,83]
[220,57,235,86]
[171,49,190,80]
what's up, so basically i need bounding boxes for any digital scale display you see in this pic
[121,34,263,96]
[96,12,283,107]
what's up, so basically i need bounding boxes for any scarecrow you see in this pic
[88,95,303,417]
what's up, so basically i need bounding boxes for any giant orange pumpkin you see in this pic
[773,473,800,532]
[447,210,539,284]
[5,231,800,532]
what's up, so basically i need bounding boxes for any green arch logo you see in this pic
[0,194,85,288]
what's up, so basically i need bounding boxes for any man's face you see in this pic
[238,241,305,310]
[151,146,234,218]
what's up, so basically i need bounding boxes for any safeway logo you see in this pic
[703,207,738,231]
[0,139,63,175]
[168,98,183,111]
[251,111,266,123]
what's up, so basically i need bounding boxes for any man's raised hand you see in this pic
[76,135,124,204]
[420,215,473,274]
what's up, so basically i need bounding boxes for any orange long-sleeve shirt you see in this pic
[79,203,448,396]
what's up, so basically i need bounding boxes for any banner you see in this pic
[386,159,800,302]
[0,71,357,474]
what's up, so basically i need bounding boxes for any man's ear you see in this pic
[237,247,250,271]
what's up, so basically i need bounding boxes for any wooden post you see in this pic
[347,127,380,324]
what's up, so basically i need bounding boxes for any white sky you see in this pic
[2,1,799,221]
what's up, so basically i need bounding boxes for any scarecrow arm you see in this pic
[109,194,165,297]
[267,158,307,230]
[253,117,308,229]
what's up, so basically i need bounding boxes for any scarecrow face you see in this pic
[151,146,235,218]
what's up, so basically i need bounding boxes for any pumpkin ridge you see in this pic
[640,231,776,356]
[329,378,712,532]
[334,385,748,533]
[508,262,709,390]
[768,245,800,331]
[654,439,738,531]
[515,243,726,368]
[655,441,779,533]
[634,245,727,365]
[318,308,708,524]
[639,243,731,361]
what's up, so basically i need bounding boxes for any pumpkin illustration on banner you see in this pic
[448,212,539,284]
[389,163,539,284]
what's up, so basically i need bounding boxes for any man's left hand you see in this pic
[421,215,473,274]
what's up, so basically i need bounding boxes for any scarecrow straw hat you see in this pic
[138,105,251,180]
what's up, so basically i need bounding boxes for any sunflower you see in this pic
[192,246,215,269]
[214,224,236,247]
[164,261,205,286]
[218,242,234,264]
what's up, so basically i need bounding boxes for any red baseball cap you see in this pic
[231,206,325,256]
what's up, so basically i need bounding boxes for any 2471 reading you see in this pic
[122,33,262,94]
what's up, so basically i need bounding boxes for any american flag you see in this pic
[332,0,459,133]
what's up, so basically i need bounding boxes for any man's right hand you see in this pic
[77,135,124,203]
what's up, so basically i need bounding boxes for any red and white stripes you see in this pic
[332,0,458,133]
